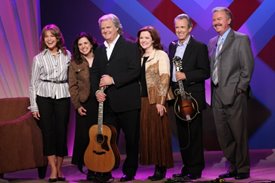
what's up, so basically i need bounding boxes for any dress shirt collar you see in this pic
[177,35,191,46]
[104,34,120,48]
[42,49,61,56]
[219,28,231,42]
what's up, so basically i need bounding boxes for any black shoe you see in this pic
[185,173,201,180]
[48,178,57,182]
[165,176,193,183]
[148,175,165,181]
[219,171,237,178]
[235,172,250,180]
[148,165,166,181]
[165,178,178,183]
[148,173,165,181]
[57,177,66,181]
[120,175,134,182]
[96,172,113,182]
[172,173,187,178]
[87,170,96,181]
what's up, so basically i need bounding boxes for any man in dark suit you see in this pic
[92,14,141,182]
[168,13,210,181]
[208,7,254,180]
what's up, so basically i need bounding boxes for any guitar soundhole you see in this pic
[96,134,104,144]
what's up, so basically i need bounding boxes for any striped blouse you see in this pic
[29,49,71,112]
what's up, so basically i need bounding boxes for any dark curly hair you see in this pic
[72,32,98,65]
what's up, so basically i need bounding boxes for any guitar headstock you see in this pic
[172,56,182,71]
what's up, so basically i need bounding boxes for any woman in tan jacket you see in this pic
[137,26,174,181]
[68,32,98,180]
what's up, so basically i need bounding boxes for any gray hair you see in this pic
[98,13,123,35]
[212,7,232,20]
[174,13,193,28]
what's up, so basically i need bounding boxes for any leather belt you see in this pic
[42,79,67,84]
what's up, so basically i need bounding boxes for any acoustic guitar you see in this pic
[84,87,120,172]
[172,56,199,121]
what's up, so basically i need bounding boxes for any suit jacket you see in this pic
[168,36,210,110]
[208,29,254,105]
[92,36,141,112]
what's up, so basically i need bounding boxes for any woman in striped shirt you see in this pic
[29,24,71,182]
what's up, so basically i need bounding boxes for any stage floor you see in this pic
[1,149,275,183]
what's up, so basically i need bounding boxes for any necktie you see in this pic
[212,37,223,85]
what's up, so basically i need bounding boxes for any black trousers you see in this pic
[175,113,205,175]
[171,82,205,175]
[104,102,140,177]
[71,95,98,169]
[36,95,70,156]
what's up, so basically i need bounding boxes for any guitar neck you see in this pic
[98,102,103,134]
[97,87,105,134]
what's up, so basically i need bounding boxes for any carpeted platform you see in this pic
[1,150,275,183]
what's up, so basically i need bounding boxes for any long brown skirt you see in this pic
[139,97,174,168]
